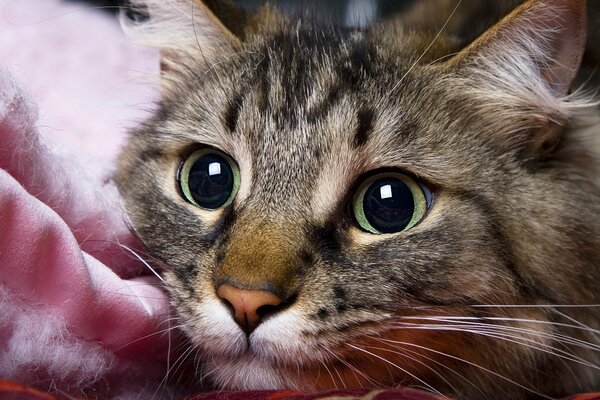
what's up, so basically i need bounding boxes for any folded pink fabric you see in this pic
[0,67,178,398]
[0,0,179,397]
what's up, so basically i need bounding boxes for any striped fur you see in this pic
[116,0,600,398]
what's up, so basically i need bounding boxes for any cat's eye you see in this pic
[178,148,240,210]
[352,173,431,234]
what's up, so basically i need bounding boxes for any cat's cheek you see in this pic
[184,297,248,358]
[249,310,326,364]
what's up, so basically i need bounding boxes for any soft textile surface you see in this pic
[0,0,178,397]
[1,382,600,400]
[0,1,598,400]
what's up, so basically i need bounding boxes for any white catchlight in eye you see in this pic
[208,162,222,176]
[380,184,393,199]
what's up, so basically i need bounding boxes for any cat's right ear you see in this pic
[120,0,246,80]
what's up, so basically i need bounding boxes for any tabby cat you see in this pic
[116,0,600,398]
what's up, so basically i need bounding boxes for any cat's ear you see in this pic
[449,0,587,97]
[120,0,245,76]
[446,0,588,158]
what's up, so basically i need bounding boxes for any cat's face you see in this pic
[116,0,600,398]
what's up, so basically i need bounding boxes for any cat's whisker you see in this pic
[385,0,463,97]
[344,343,443,395]
[193,347,204,386]
[362,342,465,397]
[423,51,462,68]
[98,290,169,300]
[322,345,380,388]
[175,346,200,387]
[115,223,186,277]
[153,345,194,399]
[467,304,600,309]
[114,323,183,353]
[77,232,95,248]
[118,243,165,282]
[394,320,597,358]
[157,342,196,398]
[377,338,555,400]
[318,356,341,389]
[115,324,182,351]
[391,322,599,370]
[553,309,600,335]
[399,316,600,343]
[369,336,491,399]
[414,314,600,347]
[400,315,600,333]
[86,238,177,281]
[320,347,350,388]
[320,345,347,388]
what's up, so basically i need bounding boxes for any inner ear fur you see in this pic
[451,0,587,96]
[446,0,588,157]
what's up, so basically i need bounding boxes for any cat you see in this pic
[115,0,600,398]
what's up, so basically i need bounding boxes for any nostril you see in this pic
[220,296,235,314]
[256,293,297,319]
[256,303,279,318]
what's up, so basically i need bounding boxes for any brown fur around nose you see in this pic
[215,219,300,297]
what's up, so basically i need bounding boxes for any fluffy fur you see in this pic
[117,0,600,399]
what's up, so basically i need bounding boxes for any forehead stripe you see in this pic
[352,107,375,148]
[225,93,244,134]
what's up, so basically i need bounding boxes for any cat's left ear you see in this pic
[446,0,588,157]
[449,0,587,97]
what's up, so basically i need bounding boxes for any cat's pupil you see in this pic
[363,177,415,233]
[187,153,234,209]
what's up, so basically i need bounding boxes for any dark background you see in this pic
[67,0,414,26]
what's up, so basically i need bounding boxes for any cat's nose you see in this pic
[216,284,284,335]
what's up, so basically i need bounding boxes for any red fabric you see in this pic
[185,389,449,400]
[0,380,61,400]
[1,381,599,400]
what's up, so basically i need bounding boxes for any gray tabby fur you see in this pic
[116,0,600,398]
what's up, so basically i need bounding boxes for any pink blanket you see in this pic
[0,0,178,397]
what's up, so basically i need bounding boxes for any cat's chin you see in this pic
[203,355,302,391]
[202,353,375,391]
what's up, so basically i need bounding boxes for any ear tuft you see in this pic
[120,0,240,74]
[450,0,588,104]
[445,0,597,158]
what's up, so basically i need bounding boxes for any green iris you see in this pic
[352,172,429,234]
[178,148,240,210]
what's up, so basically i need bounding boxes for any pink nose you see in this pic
[216,284,283,334]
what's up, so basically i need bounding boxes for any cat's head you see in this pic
[116,0,600,398]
